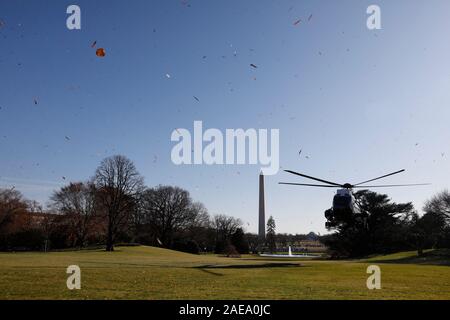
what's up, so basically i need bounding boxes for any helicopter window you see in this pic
[333,195,352,207]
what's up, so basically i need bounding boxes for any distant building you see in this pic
[306,232,319,241]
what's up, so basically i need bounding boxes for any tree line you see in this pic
[0,155,250,254]
[2,154,448,258]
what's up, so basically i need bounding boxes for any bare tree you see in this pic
[94,155,144,251]
[0,188,28,232]
[189,202,210,229]
[212,214,242,239]
[424,190,450,220]
[212,214,242,253]
[50,182,97,248]
[140,185,200,247]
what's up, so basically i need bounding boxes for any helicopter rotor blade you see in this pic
[279,182,339,188]
[284,170,342,187]
[354,169,405,186]
[352,183,430,188]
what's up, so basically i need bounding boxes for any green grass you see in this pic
[0,246,449,300]
[363,249,450,266]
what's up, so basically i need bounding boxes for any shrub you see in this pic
[224,244,240,258]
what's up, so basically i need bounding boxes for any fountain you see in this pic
[259,246,317,258]
[256,173,318,259]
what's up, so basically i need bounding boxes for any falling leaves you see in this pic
[96,48,106,57]
[181,0,191,7]
[91,41,105,58]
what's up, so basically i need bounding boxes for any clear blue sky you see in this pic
[1,0,450,234]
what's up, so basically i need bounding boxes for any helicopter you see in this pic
[279,169,430,213]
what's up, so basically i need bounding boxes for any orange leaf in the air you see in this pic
[96,48,106,57]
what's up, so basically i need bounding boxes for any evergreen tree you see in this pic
[266,216,276,253]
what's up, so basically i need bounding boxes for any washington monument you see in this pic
[258,171,265,241]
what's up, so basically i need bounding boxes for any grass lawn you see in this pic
[0,246,449,300]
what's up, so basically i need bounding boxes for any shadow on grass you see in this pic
[365,249,450,266]
[193,262,302,276]
[195,262,302,269]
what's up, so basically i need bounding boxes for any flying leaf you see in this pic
[96,48,106,57]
